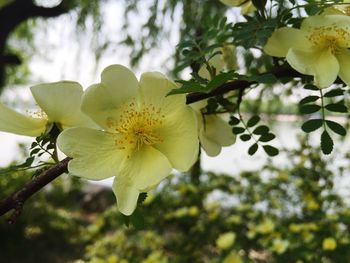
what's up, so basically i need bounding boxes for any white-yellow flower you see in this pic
[193,46,236,156]
[198,45,237,80]
[57,65,199,215]
[272,239,289,254]
[193,104,236,156]
[264,15,350,88]
[323,237,337,250]
[0,81,94,136]
[220,0,256,15]
[216,232,236,250]
[322,1,350,16]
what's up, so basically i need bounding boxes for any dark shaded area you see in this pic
[0,0,71,90]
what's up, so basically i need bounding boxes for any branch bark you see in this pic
[0,158,70,222]
[0,65,303,221]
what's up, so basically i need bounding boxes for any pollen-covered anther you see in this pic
[26,109,48,120]
[308,25,350,54]
[110,103,164,151]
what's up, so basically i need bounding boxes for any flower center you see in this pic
[26,109,48,120]
[308,25,350,54]
[107,101,164,153]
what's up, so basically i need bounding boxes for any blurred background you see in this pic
[1,0,350,262]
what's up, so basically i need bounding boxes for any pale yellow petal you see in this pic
[200,115,236,157]
[154,107,199,171]
[198,53,225,80]
[81,65,138,129]
[57,127,125,180]
[240,2,256,15]
[336,48,350,86]
[287,48,339,88]
[138,72,187,116]
[264,27,311,57]
[220,0,246,6]
[112,178,139,216]
[113,146,172,215]
[301,15,350,34]
[30,81,94,129]
[0,103,46,136]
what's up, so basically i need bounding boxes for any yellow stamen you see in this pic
[308,24,350,54]
[107,100,164,153]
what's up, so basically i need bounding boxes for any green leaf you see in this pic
[325,103,347,113]
[303,84,319,91]
[253,125,269,135]
[30,148,41,156]
[299,96,319,105]
[300,104,321,114]
[229,116,240,126]
[246,73,277,84]
[262,145,279,156]
[232,127,245,134]
[321,130,333,155]
[137,193,148,204]
[259,133,276,142]
[252,0,267,10]
[248,143,258,155]
[301,119,323,133]
[324,88,344,97]
[168,82,205,95]
[326,120,347,136]
[240,134,251,141]
[206,72,234,91]
[247,115,260,127]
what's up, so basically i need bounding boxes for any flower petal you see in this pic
[113,146,172,215]
[112,178,139,216]
[57,127,125,180]
[301,14,350,34]
[336,48,350,86]
[198,53,225,80]
[138,72,187,117]
[81,65,139,129]
[200,115,236,157]
[263,27,310,57]
[30,81,94,129]
[154,107,199,171]
[287,48,339,88]
[0,103,46,136]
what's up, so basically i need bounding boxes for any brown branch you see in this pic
[0,65,304,221]
[186,65,303,104]
[0,157,70,222]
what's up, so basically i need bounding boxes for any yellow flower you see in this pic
[216,232,236,250]
[272,239,289,254]
[191,107,236,156]
[198,45,237,80]
[192,46,236,156]
[304,193,320,210]
[57,65,199,215]
[323,237,337,250]
[220,0,256,15]
[264,15,350,88]
[256,218,275,234]
[289,223,302,233]
[0,81,94,137]
[322,1,350,16]
[223,252,243,263]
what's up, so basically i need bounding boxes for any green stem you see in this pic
[238,110,259,144]
[320,89,327,131]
